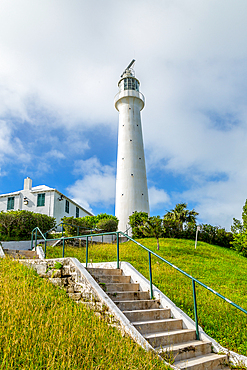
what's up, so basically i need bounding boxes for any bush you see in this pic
[231,232,247,257]
[128,212,149,238]
[96,218,118,232]
[0,210,56,240]
[62,214,119,236]
[128,211,233,249]
[61,216,92,236]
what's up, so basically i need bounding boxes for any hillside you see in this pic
[47,237,247,357]
[0,257,169,370]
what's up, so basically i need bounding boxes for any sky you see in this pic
[0,0,247,230]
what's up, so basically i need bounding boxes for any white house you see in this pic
[0,177,93,224]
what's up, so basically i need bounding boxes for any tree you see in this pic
[96,218,118,232]
[139,216,163,250]
[164,203,198,232]
[128,211,149,238]
[231,199,247,257]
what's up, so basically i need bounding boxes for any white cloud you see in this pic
[67,157,115,212]
[149,186,170,211]
[46,150,65,160]
[0,120,31,164]
[0,1,247,228]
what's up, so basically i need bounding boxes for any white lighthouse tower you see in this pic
[114,60,149,232]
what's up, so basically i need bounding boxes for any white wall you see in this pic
[0,189,91,224]
[53,192,91,224]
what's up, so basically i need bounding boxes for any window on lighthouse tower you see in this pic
[123,78,139,91]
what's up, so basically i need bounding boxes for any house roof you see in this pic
[31,185,55,192]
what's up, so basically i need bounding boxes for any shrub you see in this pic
[62,214,119,236]
[0,210,56,240]
[128,211,233,249]
[61,216,91,236]
[128,211,149,238]
[96,218,118,232]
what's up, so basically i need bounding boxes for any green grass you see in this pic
[46,237,247,357]
[0,257,169,370]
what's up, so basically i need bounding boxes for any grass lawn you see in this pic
[46,237,247,356]
[0,257,170,370]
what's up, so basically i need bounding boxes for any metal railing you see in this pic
[31,228,247,341]
[44,222,94,238]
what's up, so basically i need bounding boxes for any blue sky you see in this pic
[1,0,247,230]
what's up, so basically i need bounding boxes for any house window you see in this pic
[76,207,79,218]
[7,197,15,210]
[37,193,45,207]
[65,200,69,213]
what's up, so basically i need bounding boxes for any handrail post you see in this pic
[192,278,200,340]
[86,236,88,268]
[62,223,63,237]
[117,233,120,269]
[31,231,34,250]
[35,228,38,250]
[77,226,79,236]
[148,252,154,299]
[44,240,47,259]
[62,238,65,258]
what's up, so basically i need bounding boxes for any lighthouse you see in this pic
[114,60,149,232]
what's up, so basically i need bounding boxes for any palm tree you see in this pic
[164,203,198,232]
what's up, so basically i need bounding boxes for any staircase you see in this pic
[3,249,39,259]
[87,267,229,370]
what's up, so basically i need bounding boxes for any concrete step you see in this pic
[94,275,131,284]
[174,353,228,370]
[4,249,39,259]
[101,282,139,292]
[115,299,161,311]
[158,340,212,362]
[133,318,183,334]
[144,329,196,347]
[123,308,171,321]
[109,291,150,301]
[87,267,123,276]
[86,266,230,369]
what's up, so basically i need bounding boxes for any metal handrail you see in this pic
[44,222,93,238]
[31,227,46,250]
[118,232,247,339]
[31,229,247,341]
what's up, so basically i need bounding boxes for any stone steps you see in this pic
[115,299,161,310]
[87,267,123,276]
[133,317,183,334]
[108,291,150,301]
[144,328,197,347]
[158,340,212,362]
[94,275,131,284]
[174,353,228,370]
[101,282,140,292]
[123,308,171,321]
[3,249,39,259]
[87,266,229,370]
